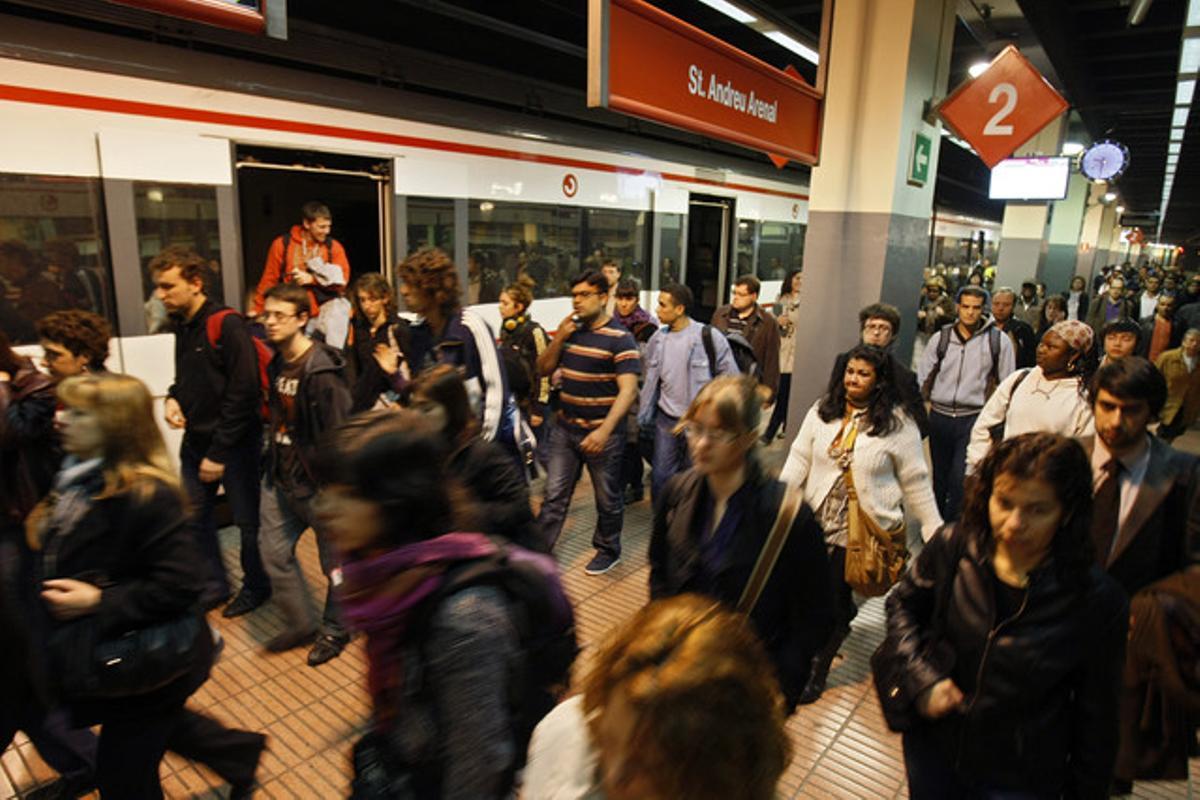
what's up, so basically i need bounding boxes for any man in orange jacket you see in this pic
[253,201,352,347]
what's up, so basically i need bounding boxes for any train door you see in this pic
[235,145,391,308]
[684,194,735,323]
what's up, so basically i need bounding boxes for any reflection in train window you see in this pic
[736,219,806,281]
[406,197,455,260]
[0,173,114,345]
[134,183,223,333]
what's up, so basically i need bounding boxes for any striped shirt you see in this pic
[559,320,641,430]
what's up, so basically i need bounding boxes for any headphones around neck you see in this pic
[503,314,528,332]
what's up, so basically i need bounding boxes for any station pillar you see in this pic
[789,0,956,424]
[1042,173,1089,291]
[993,119,1064,288]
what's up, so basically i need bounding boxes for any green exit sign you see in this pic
[909,131,932,186]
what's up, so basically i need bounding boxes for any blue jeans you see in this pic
[258,481,344,638]
[651,413,690,501]
[180,437,270,602]
[927,411,977,522]
[538,422,625,556]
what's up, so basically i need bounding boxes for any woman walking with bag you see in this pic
[649,375,833,713]
[874,433,1128,798]
[780,344,942,704]
[28,374,265,799]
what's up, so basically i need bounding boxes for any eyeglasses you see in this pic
[261,311,299,322]
[863,322,892,333]
[571,290,601,300]
[681,423,742,445]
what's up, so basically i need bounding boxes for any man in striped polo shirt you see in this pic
[537,268,641,574]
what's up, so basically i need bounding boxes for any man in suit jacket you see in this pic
[991,287,1038,369]
[1155,328,1200,442]
[1082,357,1200,791]
[827,302,928,438]
[1137,294,1181,363]
[1087,274,1137,336]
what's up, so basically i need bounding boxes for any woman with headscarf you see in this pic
[966,319,1098,472]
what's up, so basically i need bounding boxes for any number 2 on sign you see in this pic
[983,82,1017,136]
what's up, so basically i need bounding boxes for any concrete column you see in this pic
[790,0,956,425]
[1075,184,1106,284]
[1092,204,1119,274]
[994,119,1064,287]
[1042,173,1088,292]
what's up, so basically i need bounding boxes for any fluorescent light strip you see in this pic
[696,0,757,24]
[1190,0,1200,25]
[1175,107,1190,127]
[763,30,820,65]
[1182,38,1200,73]
[1172,127,1186,141]
[1178,79,1196,105]
[1170,142,1182,154]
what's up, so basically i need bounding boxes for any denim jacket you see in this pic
[638,322,739,426]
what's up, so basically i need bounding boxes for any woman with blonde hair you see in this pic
[524,594,792,799]
[649,374,832,712]
[29,373,264,799]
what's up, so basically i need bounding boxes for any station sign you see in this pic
[936,45,1068,169]
[588,0,823,167]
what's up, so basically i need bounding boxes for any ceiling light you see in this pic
[1168,153,1180,163]
[1062,141,1085,156]
[969,61,990,78]
[696,0,756,24]
[763,31,820,64]
[1172,127,1186,141]
[1169,142,1183,154]
[1117,205,1126,214]
[1177,79,1196,105]
[1104,191,1118,202]
[1190,0,1200,25]
[479,201,495,212]
[1174,108,1190,127]
[1182,38,1200,73]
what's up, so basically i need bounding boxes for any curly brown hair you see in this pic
[36,309,111,369]
[147,245,212,287]
[398,247,460,314]
[351,273,396,318]
[501,274,536,311]
[582,594,791,800]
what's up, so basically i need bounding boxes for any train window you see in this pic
[737,220,806,281]
[656,213,684,289]
[406,197,455,261]
[134,183,223,333]
[468,200,647,301]
[0,173,115,346]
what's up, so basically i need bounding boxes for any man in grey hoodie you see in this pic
[918,286,1015,519]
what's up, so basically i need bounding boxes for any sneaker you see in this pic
[307,633,349,667]
[264,628,317,654]
[584,552,621,575]
[222,589,270,618]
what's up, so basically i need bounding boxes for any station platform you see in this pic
[3,434,1197,799]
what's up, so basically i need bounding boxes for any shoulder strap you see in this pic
[989,327,1001,375]
[737,490,802,615]
[205,308,237,349]
[936,325,952,362]
[702,324,718,379]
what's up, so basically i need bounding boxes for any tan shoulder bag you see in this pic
[838,420,909,597]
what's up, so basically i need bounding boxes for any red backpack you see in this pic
[205,308,273,421]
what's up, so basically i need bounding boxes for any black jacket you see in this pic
[449,438,539,552]
[346,315,411,414]
[39,476,213,721]
[0,359,59,524]
[883,525,1129,798]
[997,317,1037,369]
[499,317,548,413]
[830,349,928,438]
[266,341,352,498]
[650,463,833,709]
[167,299,263,462]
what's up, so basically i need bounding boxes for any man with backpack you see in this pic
[639,284,739,499]
[256,283,353,665]
[917,285,1015,519]
[711,274,781,407]
[253,201,352,348]
[152,246,272,617]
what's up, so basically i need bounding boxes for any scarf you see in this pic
[615,306,653,331]
[34,457,104,577]
[338,532,498,730]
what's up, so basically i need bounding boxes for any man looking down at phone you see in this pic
[536,268,641,575]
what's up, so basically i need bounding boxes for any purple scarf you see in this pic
[339,532,498,729]
[615,305,653,331]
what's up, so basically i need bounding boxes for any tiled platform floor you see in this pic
[4,434,1197,799]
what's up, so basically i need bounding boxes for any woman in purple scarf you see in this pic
[317,411,551,799]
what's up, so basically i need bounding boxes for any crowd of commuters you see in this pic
[3,205,1200,800]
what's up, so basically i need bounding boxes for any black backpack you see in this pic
[351,542,577,798]
[701,325,760,379]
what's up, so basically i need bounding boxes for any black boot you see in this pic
[798,631,848,705]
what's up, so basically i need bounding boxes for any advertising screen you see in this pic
[988,157,1071,201]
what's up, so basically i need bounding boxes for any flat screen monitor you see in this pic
[988,157,1071,201]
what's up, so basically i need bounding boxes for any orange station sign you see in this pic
[937,45,1069,169]
[588,0,823,167]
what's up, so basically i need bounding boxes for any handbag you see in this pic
[835,418,909,597]
[51,612,204,700]
[737,490,803,615]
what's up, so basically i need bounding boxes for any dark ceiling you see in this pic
[1015,0,1190,240]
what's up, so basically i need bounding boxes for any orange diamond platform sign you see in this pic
[937,45,1069,169]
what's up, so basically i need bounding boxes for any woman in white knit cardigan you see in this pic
[780,344,942,704]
